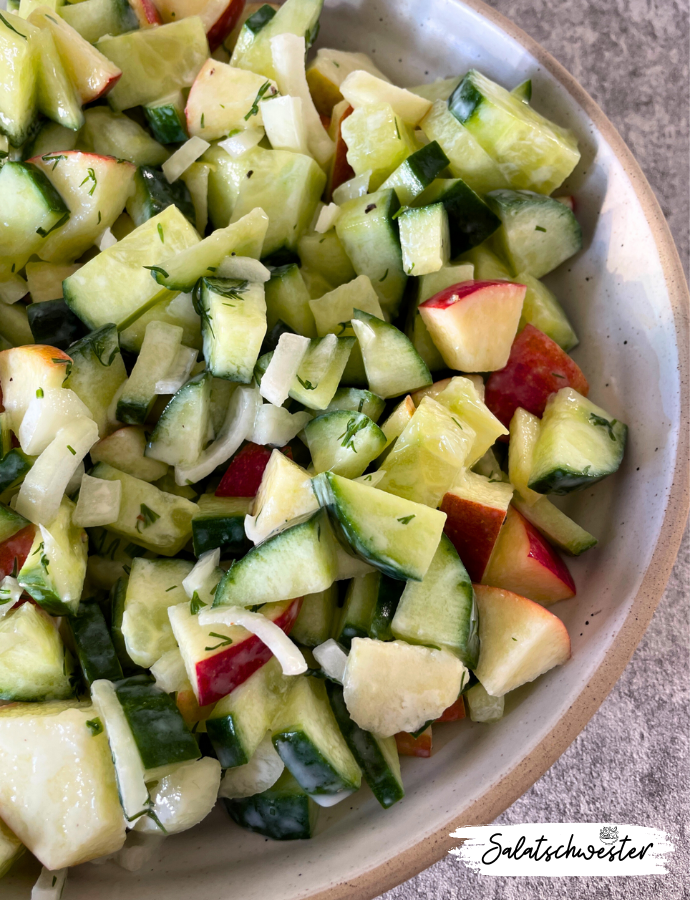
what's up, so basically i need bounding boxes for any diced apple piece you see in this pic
[307,49,389,117]
[485,323,589,428]
[440,469,513,582]
[473,584,571,696]
[157,0,246,50]
[216,442,292,498]
[419,280,526,372]
[186,59,276,139]
[436,695,465,722]
[326,101,355,200]
[395,726,432,757]
[340,70,431,126]
[0,345,71,433]
[0,525,36,580]
[127,0,161,26]
[0,11,37,146]
[169,597,302,706]
[481,506,575,605]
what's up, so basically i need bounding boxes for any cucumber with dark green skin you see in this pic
[245,3,277,32]
[0,449,31,495]
[223,770,317,841]
[27,299,87,349]
[109,576,144,675]
[324,388,385,423]
[0,503,29,544]
[327,682,404,809]
[414,177,501,256]
[334,574,376,650]
[69,601,124,686]
[206,715,247,769]
[144,98,188,145]
[381,141,450,206]
[114,674,200,772]
[192,502,252,557]
[125,166,196,228]
[368,574,405,642]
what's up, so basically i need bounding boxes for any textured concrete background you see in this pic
[380,1,690,898]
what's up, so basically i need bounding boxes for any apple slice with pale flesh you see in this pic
[473,583,571,696]
[155,0,245,50]
[481,506,575,606]
[485,323,589,429]
[418,280,526,372]
[440,469,513,583]
[127,0,162,26]
[0,345,72,434]
[168,597,301,707]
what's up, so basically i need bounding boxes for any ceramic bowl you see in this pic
[4,0,689,897]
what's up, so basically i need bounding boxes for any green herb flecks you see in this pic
[136,503,160,532]
[338,416,369,452]
[190,591,207,615]
[66,444,76,455]
[535,225,547,233]
[379,269,389,282]
[36,388,44,398]
[297,375,316,390]
[0,13,27,38]
[397,515,415,524]
[204,631,233,652]
[451,417,463,430]
[36,212,69,238]
[86,717,103,736]
[157,223,164,243]
[41,153,66,171]
[143,265,169,279]
[589,413,619,442]
[80,167,98,196]
[244,81,274,120]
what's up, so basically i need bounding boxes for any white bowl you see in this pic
[4,0,689,897]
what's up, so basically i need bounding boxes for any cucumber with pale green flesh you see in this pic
[448,69,580,194]
[271,675,361,796]
[512,79,532,103]
[297,230,356,290]
[0,818,23,878]
[64,205,200,332]
[192,495,252,557]
[313,471,447,582]
[65,324,127,436]
[486,189,582,278]
[528,388,627,494]
[0,502,28,543]
[265,264,317,338]
[146,373,212,468]
[81,107,169,167]
[207,656,293,768]
[0,603,75,701]
[398,203,450,276]
[391,534,479,668]
[0,162,69,270]
[144,93,188,144]
[27,299,86,350]
[291,585,338,647]
[110,575,143,675]
[511,494,597,556]
[380,140,450,206]
[368,573,405,641]
[231,0,323,80]
[325,388,385,423]
[327,682,404,809]
[126,166,196,228]
[223,769,318,840]
[213,508,338,608]
[60,0,137,43]
[114,674,200,778]
[90,461,198,556]
[351,309,431,400]
[69,601,124,686]
[197,277,267,383]
[414,177,501,256]
[335,573,375,648]
[22,120,78,160]
[518,272,578,351]
[305,410,386,478]
[289,336,354,410]
[335,190,407,317]
[0,449,31,494]
[116,322,184,425]
[0,12,35,146]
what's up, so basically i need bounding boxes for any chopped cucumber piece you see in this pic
[231,0,323,81]
[324,387,385,423]
[512,494,597,556]
[528,388,627,494]
[81,108,168,168]
[218,733,284,800]
[291,585,337,647]
[334,572,376,648]
[146,372,212,468]
[486,189,582,278]
[64,325,127,437]
[449,70,580,194]
[214,508,338,608]
[398,202,450,276]
[144,92,188,145]
[341,102,415,190]
[198,276,267,383]
[116,321,184,425]
[135,756,221,836]
[391,534,479,667]
[351,309,431,400]
[265,263,317,338]
[91,425,168,484]
[297,229,356,289]
[59,0,137,44]
[0,502,29,544]
[0,818,24,878]
[313,471,446,582]
[508,406,542,504]
[192,495,252,557]
[32,26,83,133]
[0,603,74,701]
[223,768,318,840]
[305,410,386,478]
[271,674,361,796]
[109,575,141,675]
[511,78,532,103]
[0,11,36,146]
[465,681,504,722]
[126,165,196,229]
[517,272,578,352]
[27,298,86,350]
[288,335,355,410]
[245,449,318,545]
[435,376,508,467]
[69,601,123,686]
[414,177,501,256]
[367,573,405,642]
[22,120,77,160]
[458,240,514,281]
[380,140,449,206]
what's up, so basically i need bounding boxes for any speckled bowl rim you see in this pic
[307,1,690,897]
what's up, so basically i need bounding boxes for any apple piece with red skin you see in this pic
[176,687,216,727]
[0,525,36,580]
[169,597,302,706]
[0,345,73,434]
[436,695,465,723]
[127,0,161,27]
[440,470,513,583]
[473,583,571,696]
[155,0,246,51]
[216,442,293,498]
[418,280,526,372]
[481,506,575,606]
[485,323,589,429]
[327,104,355,201]
[395,726,432,757]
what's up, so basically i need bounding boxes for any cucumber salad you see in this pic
[0,0,628,889]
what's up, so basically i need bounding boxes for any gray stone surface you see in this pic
[380,1,690,897]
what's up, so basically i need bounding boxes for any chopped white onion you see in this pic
[218,127,265,158]
[332,169,372,205]
[270,34,334,167]
[261,94,309,156]
[65,461,85,497]
[135,758,221,835]
[310,789,356,808]
[162,136,210,183]
[0,631,26,655]
[150,648,189,694]
[216,256,271,282]
[315,202,342,233]
[199,606,307,676]
[182,548,221,600]
[175,383,260,485]
[251,404,311,447]
[73,473,121,527]
[313,638,348,684]
[154,346,198,395]
[18,387,93,456]
[114,833,166,872]
[16,416,99,526]
[96,227,117,251]
[31,866,68,900]
[0,274,28,305]
[260,332,310,407]
[218,733,284,799]
[0,576,22,618]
